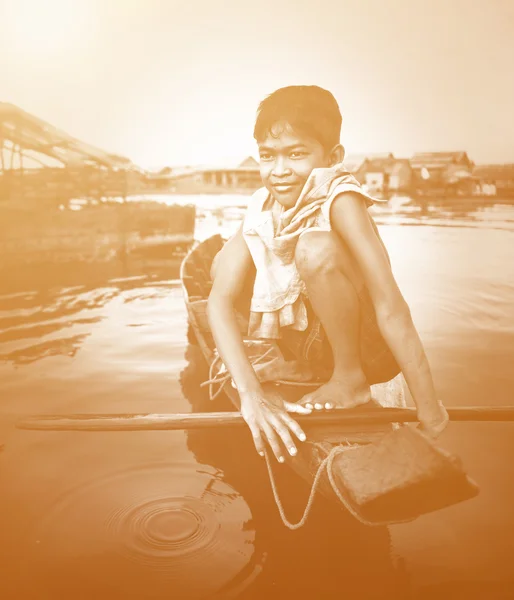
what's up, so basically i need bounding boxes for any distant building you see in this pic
[410,151,474,194]
[387,160,413,192]
[149,157,262,194]
[472,164,514,197]
[343,153,393,174]
[350,153,412,194]
[199,156,261,190]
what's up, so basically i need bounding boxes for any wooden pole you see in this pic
[15,406,514,432]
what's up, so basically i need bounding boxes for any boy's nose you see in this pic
[271,157,292,177]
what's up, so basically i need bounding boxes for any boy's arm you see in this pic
[207,226,261,394]
[330,193,448,436]
[207,226,311,460]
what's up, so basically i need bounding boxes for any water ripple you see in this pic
[25,462,262,599]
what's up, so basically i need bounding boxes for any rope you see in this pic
[263,440,419,529]
[201,347,323,400]
[201,346,291,400]
[262,444,358,529]
[202,350,395,528]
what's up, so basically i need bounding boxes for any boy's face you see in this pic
[257,121,341,208]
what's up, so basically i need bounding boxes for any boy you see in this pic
[207,85,448,463]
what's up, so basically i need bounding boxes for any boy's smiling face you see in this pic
[257,121,343,208]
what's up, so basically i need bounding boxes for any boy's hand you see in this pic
[239,388,312,463]
[417,401,449,438]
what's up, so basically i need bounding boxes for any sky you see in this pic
[1,0,513,169]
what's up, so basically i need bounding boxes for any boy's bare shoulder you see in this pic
[330,190,381,243]
[330,190,374,223]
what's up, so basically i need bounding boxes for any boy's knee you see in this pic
[294,232,341,279]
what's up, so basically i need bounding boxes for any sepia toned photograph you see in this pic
[0,0,513,598]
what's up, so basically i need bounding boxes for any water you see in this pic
[0,196,513,599]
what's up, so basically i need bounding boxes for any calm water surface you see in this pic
[0,198,513,599]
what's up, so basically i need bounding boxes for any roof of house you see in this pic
[410,151,472,169]
[0,103,135,170]
[356,156,410,175]
[344,152,394,172]
[238,156,259,168]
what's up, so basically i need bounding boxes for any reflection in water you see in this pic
[0,257,181,366]
[0,332,91,364]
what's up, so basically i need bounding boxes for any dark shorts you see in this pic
[277,286,401,386]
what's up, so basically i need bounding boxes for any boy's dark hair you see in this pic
[253,85,342,152]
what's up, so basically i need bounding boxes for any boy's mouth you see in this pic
[271,183,299,194]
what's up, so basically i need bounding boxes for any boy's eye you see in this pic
[259,153,273,161]
[291,152,307,158]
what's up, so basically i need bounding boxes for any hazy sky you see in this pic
[1,0,513,169]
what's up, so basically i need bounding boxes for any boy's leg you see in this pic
[294,230,372,408]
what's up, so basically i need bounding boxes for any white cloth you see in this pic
[242,163,385,339]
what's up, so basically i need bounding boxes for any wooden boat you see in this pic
[179,233,408,515]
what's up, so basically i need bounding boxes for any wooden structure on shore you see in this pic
[0,104,195,270]
[0,103,147,203]
[148,157,263,195]
[472,164,514,198]
[409,151,475,196]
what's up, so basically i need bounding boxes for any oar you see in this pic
[15,406,514,432]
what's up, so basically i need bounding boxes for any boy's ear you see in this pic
[328,144,345,166]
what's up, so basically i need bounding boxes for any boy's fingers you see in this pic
[248,423,265,456]
[261,421,285,463]
[417,405,449,439]
[279,412,307,444]
[267,413,297,457]
[418,418,448,439]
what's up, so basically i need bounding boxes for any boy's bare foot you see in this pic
[299,376,372,411]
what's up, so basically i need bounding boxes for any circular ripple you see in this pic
[26,462,261,599]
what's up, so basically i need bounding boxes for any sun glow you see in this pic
[5,0,94,56]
